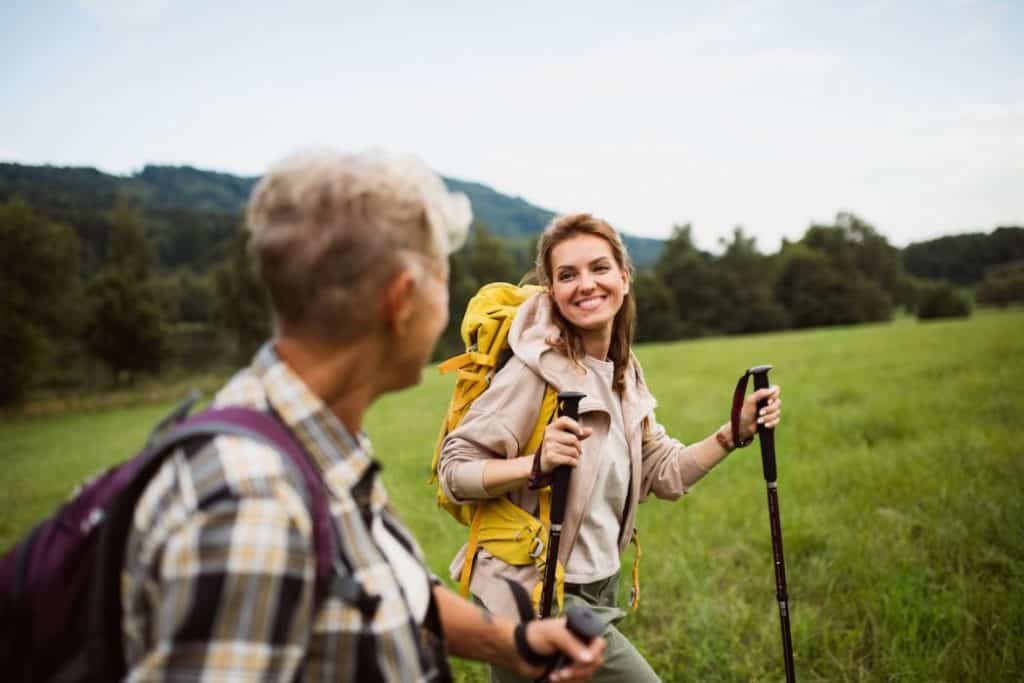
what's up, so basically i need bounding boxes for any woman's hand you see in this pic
[521,618,606,682]
[539,417,593,474]
[738,384,782,443]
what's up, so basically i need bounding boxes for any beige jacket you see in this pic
[437,293,717,617]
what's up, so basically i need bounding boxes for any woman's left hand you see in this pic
[738,384,782,443]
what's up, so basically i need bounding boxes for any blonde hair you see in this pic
[531,213,636,393]
[246,149,471,341]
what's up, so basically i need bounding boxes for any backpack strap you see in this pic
[457,504,485,597]
[628,528,642,611]
[183,407,336,598]
[88,406,336,682]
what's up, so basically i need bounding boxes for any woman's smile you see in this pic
[574,294,608,311]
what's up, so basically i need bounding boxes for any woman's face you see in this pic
[548,233,629,335]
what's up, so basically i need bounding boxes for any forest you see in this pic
[2,161,1022,406]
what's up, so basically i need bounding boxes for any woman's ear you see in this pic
[382,268,417,336]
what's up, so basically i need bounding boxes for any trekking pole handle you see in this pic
[538,391,585,619]
[749,366,778,483]
[542,606,604,680]
[550,392,585,525]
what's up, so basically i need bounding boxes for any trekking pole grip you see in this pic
[550,392,585,524]
[540,607,604,680]
[538,391,585,619]
[749,365,778,484]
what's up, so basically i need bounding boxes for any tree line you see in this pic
[2,191,1022,406]
[0,195,260,404]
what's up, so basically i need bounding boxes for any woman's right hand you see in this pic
[539,417,592,474]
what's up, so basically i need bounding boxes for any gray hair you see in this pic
[246,149,471,341]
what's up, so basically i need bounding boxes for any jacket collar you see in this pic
[508,293,656,434]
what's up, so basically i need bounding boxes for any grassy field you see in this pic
[2,309,1022,681]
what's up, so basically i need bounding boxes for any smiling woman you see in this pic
[539,216,636,394]
[552,241,626,333]
[436,213,784,682]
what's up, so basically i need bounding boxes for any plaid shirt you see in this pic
[122,343,447,682]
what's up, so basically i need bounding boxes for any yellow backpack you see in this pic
[430,283,642,613]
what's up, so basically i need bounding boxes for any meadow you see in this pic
[2,309,1021,681]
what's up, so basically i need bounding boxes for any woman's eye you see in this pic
[558,272,575,281]
[594,264,610,272]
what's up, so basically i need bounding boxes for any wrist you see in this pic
[521,454,535,479]
[483,613,521,672]
[528,448,553,490]
[715,423,736,452]
[727,418,754,451]
[514,621,551,668]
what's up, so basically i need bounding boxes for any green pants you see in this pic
[488,574,661,683]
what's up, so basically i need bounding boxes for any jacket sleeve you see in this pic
[436,358,546,504]
[639,411,714,501]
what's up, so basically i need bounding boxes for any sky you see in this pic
[1,0,1021,251]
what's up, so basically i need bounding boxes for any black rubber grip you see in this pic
[541,606,604,679]
[751,367,777,483]
[550,392,585,525]
[565,606,603,642]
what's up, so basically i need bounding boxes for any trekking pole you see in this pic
[538,391,585,618]
[745,365,796,683]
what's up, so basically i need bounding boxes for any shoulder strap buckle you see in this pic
[529,536,545,560]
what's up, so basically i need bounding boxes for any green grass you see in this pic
[3,310,1022,681]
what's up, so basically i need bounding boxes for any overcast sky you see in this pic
[2,0,1020,250]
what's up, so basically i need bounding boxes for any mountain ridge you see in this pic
[0,161,665,267]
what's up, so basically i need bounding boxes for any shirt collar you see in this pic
[242,341,379,494]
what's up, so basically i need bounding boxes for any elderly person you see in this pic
[120,150,605,682]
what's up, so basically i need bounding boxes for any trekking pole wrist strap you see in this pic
[715,424,737,452]
[528,448,552,490]
[730,371,756,449]
[514,622,551,667]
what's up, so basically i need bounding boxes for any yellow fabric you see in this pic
[455,369,489,384]
[629,528,642,611]
[437,353,471,374]
[531,559,565,616]
[523,386,558,457]
[430,282,546,477]
[431,282,546,481]
[458,504,485,596]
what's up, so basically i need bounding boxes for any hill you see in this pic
[443,176,663,266]
[0,162,664,269]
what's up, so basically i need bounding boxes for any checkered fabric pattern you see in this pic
[121,343,445,682]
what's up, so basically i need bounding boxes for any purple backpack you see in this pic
[0,398,338,682]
